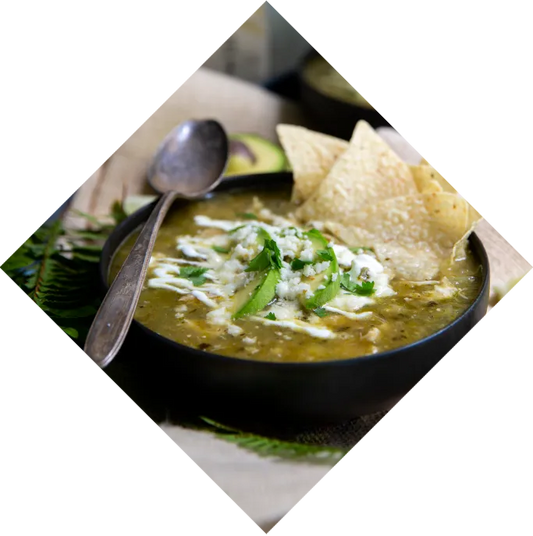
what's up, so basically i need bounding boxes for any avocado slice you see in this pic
[299,230,341,310]
[226,134,288,176]
[232,268,280,319]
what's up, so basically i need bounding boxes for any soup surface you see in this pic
[110,187,483,363]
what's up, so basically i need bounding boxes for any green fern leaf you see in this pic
[199,417,347,464]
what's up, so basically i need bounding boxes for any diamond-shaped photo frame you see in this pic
[1,4,530,531]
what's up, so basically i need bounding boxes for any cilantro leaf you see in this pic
[317,249,334,262]
[212,245,230,254]
[304,229,328,247]
[356,281,375,296]
[245,248,272,272]
[340,274,375,296]
[265,312,276,320]
[244,239,282,272]
[179,266,209,286]
[291,258,313,270]
[313,307,329,317]
[265,239,282,269]
[236,212,258,220]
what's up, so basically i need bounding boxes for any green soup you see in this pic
[110,187,482,363]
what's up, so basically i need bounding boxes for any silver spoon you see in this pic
[84,119,229,368]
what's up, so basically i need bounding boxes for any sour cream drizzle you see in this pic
[147,213,396,340]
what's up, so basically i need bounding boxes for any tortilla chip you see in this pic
[325,192,471,280]
[276,124,349,205]
[452,205,483,261]
[296,121,418,225]
[409,164,460,195]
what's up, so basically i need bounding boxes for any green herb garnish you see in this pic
[212,246,230,254]
[265,312,277,320]
[245,239,282,272]
[304,228,329,247]
[245,248,272,272]
[313,307,329,317]
[236,212,258,220]
[179,266,209,286]
[317,249,334,262]
[266,239,282,268]
[340,274,375,296]
[291,258,313,270]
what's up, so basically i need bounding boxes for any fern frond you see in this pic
[1,212,114,344]
[199,417,347,464]
[2,204,354,463]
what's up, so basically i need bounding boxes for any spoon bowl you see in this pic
[148,120,229,196]
[84,119,229,368]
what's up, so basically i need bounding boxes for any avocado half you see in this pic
[226,133,288,176]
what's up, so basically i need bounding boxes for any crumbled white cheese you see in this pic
[206,307,231,325]
[276,281,312,301]
[280,263,301,282]
[277,234,300,258]
[314,261,331,274]
[363,327,381,343]
[148,209,397,341]
[242,231,258,247]
[243,337,256,345]
[227,324,243,336]
[233,244,253,260]
[299,248,314,262]
[303,264,316,277]
[432,278,458,299]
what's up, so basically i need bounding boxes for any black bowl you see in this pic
[100,172,490,427]
[298,51,390,140]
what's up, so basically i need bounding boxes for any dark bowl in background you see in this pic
[298,51,390,140]
[100,172,490,428]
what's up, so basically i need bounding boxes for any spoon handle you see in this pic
[84,191,179,368]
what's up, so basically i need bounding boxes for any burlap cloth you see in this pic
[73,68,530,534]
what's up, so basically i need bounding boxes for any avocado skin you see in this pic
[226,134,288,176]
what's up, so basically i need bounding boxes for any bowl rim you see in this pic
[101,171,490,370]
[298,50,377,112]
